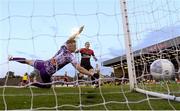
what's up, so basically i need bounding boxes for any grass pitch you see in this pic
[0,84,179,110]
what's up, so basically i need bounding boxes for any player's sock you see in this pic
[91,76,95,85]
[92,73,99,79]
[91,73,99,86]
[78,74,83,80]
[9,57,26,64]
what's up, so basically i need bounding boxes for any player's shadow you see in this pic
[82,90,97,104]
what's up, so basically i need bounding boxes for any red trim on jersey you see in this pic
[80,48,94,56]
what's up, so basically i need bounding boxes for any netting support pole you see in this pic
[120,0,137,90]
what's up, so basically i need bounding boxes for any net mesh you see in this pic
[0,0,180,110]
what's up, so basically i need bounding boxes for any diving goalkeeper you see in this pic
[9,25,99,88]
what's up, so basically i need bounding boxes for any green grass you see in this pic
[0,84,179,110]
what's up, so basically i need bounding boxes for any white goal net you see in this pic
[0,0,180,110]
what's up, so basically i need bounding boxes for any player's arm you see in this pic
[50,51,59,65]
[68,25,84,41]
[93,56,98,61]
[71,58,93,76]
[75,64,93,76]
[75,48,81,53]
[75,49,80,53]
[92,50,98,61]
[51,46,65,65]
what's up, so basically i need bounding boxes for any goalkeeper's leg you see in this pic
[30,73,52,88]
[8,56,34,66]
[29,72,52,88]
[31,82,51,88]
[30,60,52,88]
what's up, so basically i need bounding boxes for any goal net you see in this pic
[0,0,180,110]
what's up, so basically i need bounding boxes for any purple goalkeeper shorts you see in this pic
[33,60,51,83]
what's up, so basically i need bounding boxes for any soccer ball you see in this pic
[150,59,175,80]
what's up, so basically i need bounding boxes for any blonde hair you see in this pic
[66,39,76,44]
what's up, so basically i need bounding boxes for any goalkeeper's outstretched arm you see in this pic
[68,25,84,41]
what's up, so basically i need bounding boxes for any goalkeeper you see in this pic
[9,25,99,88]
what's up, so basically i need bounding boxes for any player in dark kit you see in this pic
[76,42,99,86]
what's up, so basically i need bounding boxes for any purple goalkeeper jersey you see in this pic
[42,45,77,75]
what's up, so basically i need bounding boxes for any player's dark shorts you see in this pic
[64,78,68,82]
[80,58,93,70]
[22,80,28,83]
[34,60,51,83]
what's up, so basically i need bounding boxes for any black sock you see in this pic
[10,57,26,64]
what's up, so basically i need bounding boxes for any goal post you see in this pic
[120,0,137,90]
[120,0,180,103]
[135,88,180,102]
[0,0,180,110]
